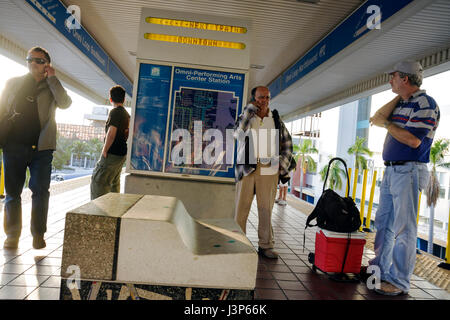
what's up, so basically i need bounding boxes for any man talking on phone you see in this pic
[234,86,295,259]
[0,46,72,249]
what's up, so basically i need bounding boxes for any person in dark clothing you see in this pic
[90,85,130,200]
[0,46,72,249]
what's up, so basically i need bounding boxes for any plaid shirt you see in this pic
[234,103,295,183]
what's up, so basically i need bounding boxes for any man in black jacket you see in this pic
[0,47,72,250]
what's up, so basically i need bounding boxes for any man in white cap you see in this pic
[368,60,440,295]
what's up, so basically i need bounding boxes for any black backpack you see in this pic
[305,157,361,233]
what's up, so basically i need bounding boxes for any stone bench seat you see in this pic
[60,193,257,300]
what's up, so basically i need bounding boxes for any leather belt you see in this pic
[384,161,410,166]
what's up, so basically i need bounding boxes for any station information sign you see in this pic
[129,62,246,181]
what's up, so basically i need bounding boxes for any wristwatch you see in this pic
[383,121,391,129]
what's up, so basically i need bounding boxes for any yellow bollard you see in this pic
[359,169,368,231]
[346,168,352,197]
[365,170,377,230]
[0,160,5,199]
[416,192,422,225]
[352,168,359,201]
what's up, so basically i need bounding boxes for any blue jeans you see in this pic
[2,144,53,239]
[369,162,429,292]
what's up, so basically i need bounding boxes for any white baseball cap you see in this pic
[387,60,423,77]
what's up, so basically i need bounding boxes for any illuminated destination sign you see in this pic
[145,17,247,34]
[144,33,245,50]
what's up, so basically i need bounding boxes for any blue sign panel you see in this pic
[268,77,282,99]
[165,67,245,179]
[131,64,172,172]
[25,0,132,95]
[272,0,415,98]
[130,63,245,181]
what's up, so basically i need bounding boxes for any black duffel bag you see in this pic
[305,157,361,233]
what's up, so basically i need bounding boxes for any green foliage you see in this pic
[426,138,450,207]
[429,138,450,169]
[52,135,105,171]
[294,139,318,174]
[347,136,373,170]
[320,157,346,191]
[71,140,90,158]
[53,134,73,170]
[88,138,103,158]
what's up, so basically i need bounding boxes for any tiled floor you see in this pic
[0,181,449,300]
[246,198,450,300]
[0,184,90,300]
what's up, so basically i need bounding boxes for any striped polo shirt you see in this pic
[382,90,440,162]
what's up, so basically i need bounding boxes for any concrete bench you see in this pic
[60,193,257,300]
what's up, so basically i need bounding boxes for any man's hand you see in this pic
[370,113,389,128]
[247,103,258,113]
[45,64,56,77]
[370,95,401,127]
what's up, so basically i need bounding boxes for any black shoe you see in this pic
[32,236,46,249]
[3,237,19,249]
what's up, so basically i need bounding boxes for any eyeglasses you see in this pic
[26,57,47,64]
[256,95,271,100]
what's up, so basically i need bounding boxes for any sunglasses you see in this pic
[26,57,47,64]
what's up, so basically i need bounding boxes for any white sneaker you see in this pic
[275,199,280,203]
[278,200,287,206]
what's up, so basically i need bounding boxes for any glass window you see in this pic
[438,172,446,185]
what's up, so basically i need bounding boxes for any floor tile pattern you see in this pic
[0,181,449,300]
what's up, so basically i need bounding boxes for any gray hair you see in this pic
[398,72,422,87]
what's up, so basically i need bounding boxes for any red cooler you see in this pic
[314,228,366,274]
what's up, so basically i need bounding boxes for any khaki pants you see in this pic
[235,163,278,249]
[90,154,126,200]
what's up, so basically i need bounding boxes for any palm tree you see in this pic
[347,136,373,171]
[71,140,90,167]
[294,139,318,198]
[320,156,346,191]
[53,134,73,170]
[425,138,450,253]
[87,138,104,164]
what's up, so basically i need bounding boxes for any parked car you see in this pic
[51,174,64,182]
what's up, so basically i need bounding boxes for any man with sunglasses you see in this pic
[0,46,72,249]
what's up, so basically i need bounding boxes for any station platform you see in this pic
[0,175,449,300]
